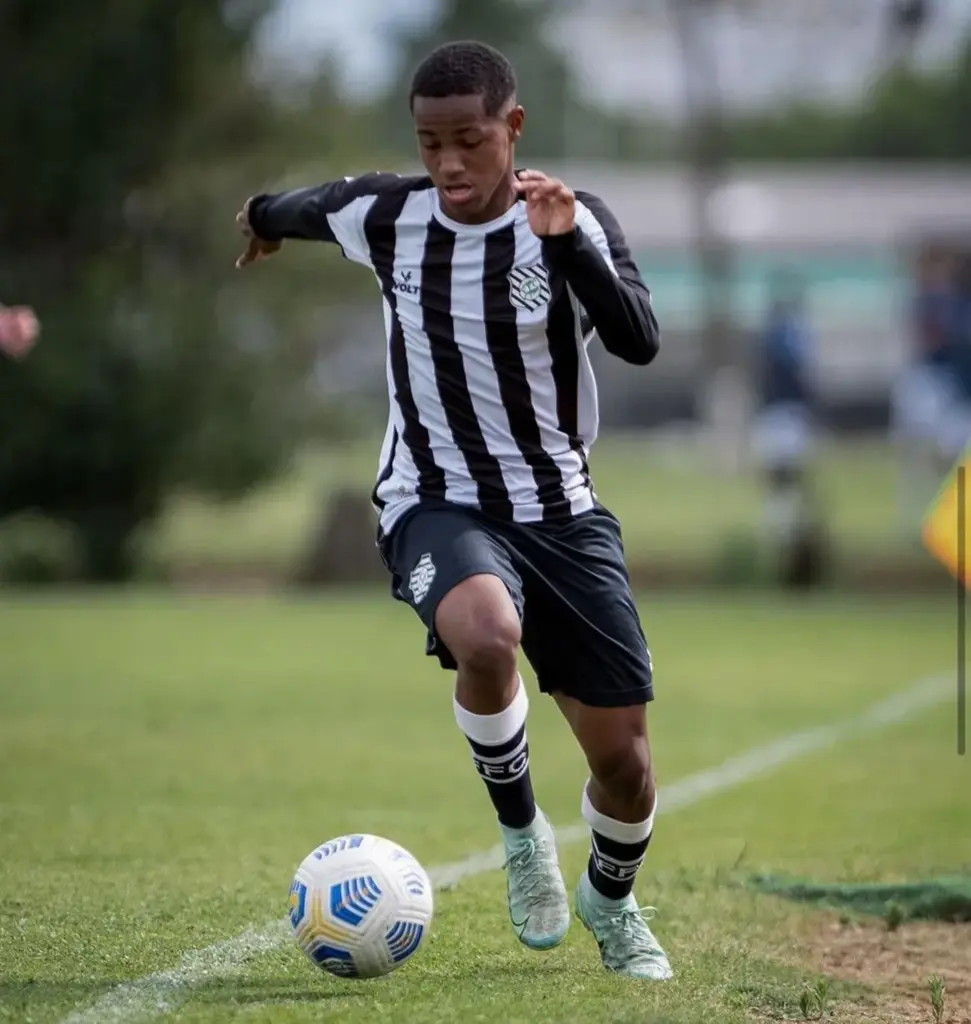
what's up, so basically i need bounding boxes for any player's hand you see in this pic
[0,305,39,359]
[515,170,576,237]
[235,198,282,268]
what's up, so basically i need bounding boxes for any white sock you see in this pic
[452,675,528,746]
[581,782,655,903]
[453,676,536,832]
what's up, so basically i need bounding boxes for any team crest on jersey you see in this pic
[409,553,436,604]
[508,263,552,312]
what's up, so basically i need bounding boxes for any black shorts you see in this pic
[378,501,653,708]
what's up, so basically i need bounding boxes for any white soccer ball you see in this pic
[288,833,434,979]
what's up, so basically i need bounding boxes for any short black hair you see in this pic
[409,41,517,117]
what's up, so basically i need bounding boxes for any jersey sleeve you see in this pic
[543,191,660,366]
[246,172,403,267]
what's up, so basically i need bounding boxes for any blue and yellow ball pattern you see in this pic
[288,833,433,979]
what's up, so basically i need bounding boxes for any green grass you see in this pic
[0,590,964,1023]
[150,436,922,573]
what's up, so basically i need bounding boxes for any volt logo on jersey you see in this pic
[508,263,551,312]
[393,270,419,296]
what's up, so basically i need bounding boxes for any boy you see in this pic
[236,40,670,980]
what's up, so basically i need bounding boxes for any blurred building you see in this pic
[562,161,971,429]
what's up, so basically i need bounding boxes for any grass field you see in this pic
[1,590,967,1023]
[150,435,927,575]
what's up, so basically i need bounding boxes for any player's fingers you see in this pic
[518,179,559,201]
[515,176,554,197]
[539,183,572,204]
[525,175,564,192]
[238,237,280,267]
[236,238,258,268]
[537,177,566,194]
[525,182,566,207]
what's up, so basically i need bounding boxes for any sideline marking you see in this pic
[63,674,950,1023]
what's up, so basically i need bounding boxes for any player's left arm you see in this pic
[235,173,403,269]
[518,172,660,366]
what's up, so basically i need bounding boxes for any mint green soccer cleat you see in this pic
[500,809,570,950]
[575,873,673,980]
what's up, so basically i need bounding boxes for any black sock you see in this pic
[582,782,654,901]
[453,681,537,831]
[588,830,651,901]
[466,725,536,829]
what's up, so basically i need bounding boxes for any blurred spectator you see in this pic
[891,244,971,528]
[749,270,828,586]
[953,249,971,418]
[0,305,39,360]
[751,271,816,542]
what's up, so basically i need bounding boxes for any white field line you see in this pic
[62,673,951,1024]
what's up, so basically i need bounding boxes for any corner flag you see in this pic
[922,448,971,586]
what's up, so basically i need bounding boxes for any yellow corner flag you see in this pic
[922,448,971,587]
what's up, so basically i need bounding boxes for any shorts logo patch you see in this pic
[409,553,436,605]
[508,263,551,313]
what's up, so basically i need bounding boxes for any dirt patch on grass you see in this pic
[800,914,971,1022]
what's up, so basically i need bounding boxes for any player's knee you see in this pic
[459,616,521,680]
[436,575,521,682]
[589,744,654,808]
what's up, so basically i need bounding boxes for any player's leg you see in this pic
[380,505,569,949]
[753,402,811,545]
[555,697,670,980]
[753,402,829,586]
[436,570,534,830]
[515,508,671,979]
[438,572,571,950]
[764,463,804,540]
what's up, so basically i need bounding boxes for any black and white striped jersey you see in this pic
[248,173,659,536]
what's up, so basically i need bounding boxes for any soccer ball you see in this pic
[288,833,434,979]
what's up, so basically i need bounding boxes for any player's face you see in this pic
[413,94,523,224]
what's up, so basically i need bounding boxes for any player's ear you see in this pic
[507,104,525,142]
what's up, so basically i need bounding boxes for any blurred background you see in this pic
[2,0,971,595]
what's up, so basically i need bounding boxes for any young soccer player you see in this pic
[236,40,670,980]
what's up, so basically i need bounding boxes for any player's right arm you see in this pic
[235,172,402,269]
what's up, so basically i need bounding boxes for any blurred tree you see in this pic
[856,33,971,160]
[0,0,329,580]
[728,31,971,162]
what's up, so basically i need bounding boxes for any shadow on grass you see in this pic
[189,979,353,1007]
[0,979,129,1015]
[189,958,586,1004]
